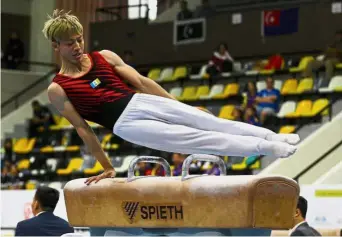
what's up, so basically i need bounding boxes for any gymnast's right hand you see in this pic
[84,168,116,185]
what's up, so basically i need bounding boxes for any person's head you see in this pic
[247,81,256,95]
[245,107,256,118]
[266,77,274,90]
[31,186,60,216]
[294,196,307,225]
[42,9,84,64]
[179,0,188,11]
[4,138,13,150]
[31,100,42,111]
[233,107,243,121]
[217,42,228,55]
[172,153,187,166]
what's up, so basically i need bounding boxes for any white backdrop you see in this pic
[1,185,342,229]
[300,185,342,228]
[1,189,68,228]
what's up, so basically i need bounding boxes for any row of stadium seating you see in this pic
[146,56,342,83]
[169,76,342,102]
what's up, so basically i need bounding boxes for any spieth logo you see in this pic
[122,201,184,224]
[122,202,140,224]
[24,202,33,219]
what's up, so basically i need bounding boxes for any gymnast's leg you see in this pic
[122,93,300,145]
[114,119,296,158]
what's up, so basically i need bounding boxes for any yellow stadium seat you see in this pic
[281,79,298,95]
[66,146,80,152]
[194,85,210,100]
[171,66,187,81]
[231,157,260,170]
[101,134,112,148]
[57,158,83,175]
[289,56,314,73]
[179,86,197,101]
[50,117,71,130]
[13,138,36,154]
[40,146,54,153]
[296,78,313,93]
[84,161,104,175]
[218,105,235,120]
[17,159,30,171]
[53,115,61,124]
[212,83,239,99]
[285,100,313,118]
[279,126,296,134]
[147,68,161,81]
[309,98,329,116]
[335,63,342,69]
[25,180,37,190]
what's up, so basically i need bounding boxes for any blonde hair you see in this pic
[42,9,83,42]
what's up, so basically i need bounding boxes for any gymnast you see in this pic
[43,10,299,185]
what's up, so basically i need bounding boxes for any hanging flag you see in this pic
[261,7,299,36]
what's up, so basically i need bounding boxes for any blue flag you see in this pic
[262,7,299,36]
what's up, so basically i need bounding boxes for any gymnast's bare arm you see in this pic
[99,50,177,100]
[47,82,115,184]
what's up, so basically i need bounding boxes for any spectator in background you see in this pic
[289,196,321,236]
[205,163,221,175]
[15,186,74,236]
[245,81,257,108]
[193,0,216,18]
[3,138,16,165]
[303,30,342,87]
[172,153,187,176]
[232,106,243,121]
[135,162,152,176]
[255,77,280,124]
[244,107,261,126]
[206,42,234,77]
[28,101,56,140]
[177,0,193,21]
[4,31,24,70]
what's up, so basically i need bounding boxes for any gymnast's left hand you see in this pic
[84,168,116,185]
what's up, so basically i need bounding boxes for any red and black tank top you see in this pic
[52,51,135,130]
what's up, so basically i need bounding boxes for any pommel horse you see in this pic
[63,155,300,236]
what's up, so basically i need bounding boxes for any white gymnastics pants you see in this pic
[113,93,277,157]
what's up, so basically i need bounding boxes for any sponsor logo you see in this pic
[122,202,183,224]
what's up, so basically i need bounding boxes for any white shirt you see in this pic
[289,221,307,235]
[35,211,46,217]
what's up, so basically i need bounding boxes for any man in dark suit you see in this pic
[290,196,321,236]
[15,186,74,236]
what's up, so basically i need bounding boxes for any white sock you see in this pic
[266,133,300,145]
[258,140,297,158]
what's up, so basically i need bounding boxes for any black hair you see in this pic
[297,196,308,219]
[34,186,60,212]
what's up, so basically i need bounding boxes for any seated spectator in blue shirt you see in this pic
[255,77,280,124]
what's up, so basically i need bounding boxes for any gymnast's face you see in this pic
[54,34,84,64]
